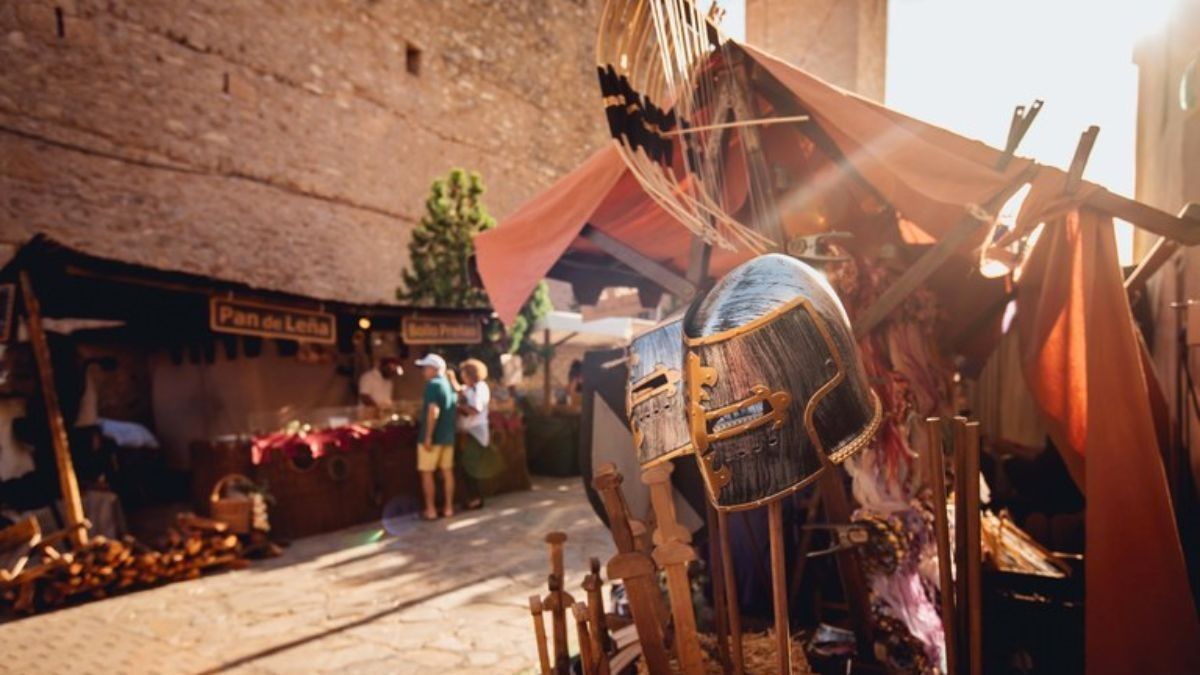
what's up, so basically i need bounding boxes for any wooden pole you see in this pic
[926,417,957,675]
[545,573,573,674]
[573,602,596,675]
[19,271,87,548]
[960,419,984,675]
[543,328,553,412]
[768,500,792,674]
[852,165,1037,339]
[717,509,745,675]
[584,557,613,655]
[819,469,875,655]
[706,503,732,671]
[529,595,552,675]
[787,490,822,605]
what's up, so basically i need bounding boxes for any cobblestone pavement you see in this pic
[0,476,614,674]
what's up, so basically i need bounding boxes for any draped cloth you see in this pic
[1013,173,1200,674]
[475,37,1200,672]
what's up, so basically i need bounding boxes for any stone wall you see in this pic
[745,0,887,101]
[1134,1,1200,497]
[0,0,608,304]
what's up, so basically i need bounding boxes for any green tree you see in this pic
[399,169,492,308]
[399,169,552,374]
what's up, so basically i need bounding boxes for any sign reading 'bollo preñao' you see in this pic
[401,316,483,345]
[209,297,336,344]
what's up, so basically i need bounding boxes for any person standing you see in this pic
[358,357,403,416]
[449,359,491,510]
[415,354,456,520]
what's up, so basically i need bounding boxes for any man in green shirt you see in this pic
[415,353,457,520]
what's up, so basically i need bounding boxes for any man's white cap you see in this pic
[414,353,446,373]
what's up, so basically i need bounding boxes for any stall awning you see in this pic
[1,235,486,341]
[474,39,1200,674]
[476,41,1194,328]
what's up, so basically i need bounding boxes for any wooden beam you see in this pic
[819,469,875,657]
[543,328,553,413]
[686,237,711,287]
[552,332,579,349]
[581,225,696,299]
[1086,190,1200,245]
[1125,236,1180,296]
[854,169,1034,339]
[996,100,1043,171]
[1123,204,1200,296]
[1063,126,1100,195]
[19,271,88,548]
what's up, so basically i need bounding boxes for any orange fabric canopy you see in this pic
[474,40,1200,673]
[477,41,1036,326]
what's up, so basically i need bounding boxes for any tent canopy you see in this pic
[476,42,1194,329]
[474,39,1200,673]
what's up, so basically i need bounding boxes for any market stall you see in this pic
[0,236,520,551]
[476,16,1200,674]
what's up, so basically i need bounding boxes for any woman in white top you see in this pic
[448,359,492,510]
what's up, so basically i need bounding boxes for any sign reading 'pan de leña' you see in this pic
[401,316,483,345]
[210,297,336,344]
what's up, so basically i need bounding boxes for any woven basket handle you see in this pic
[210,473,253,503]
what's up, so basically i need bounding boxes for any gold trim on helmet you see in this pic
[684,295,882,511]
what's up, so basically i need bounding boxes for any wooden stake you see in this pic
[706,504,732,671]
[573,602,596,675]
[926,417,957,675]
[644,466,704,675]
[582,566,612,675]
[819,469,875,655]
[545,573,574,674]
[960,420,984,675]
[529,595,552,675]
[585,557,613,655]
[19,271,87,549]
[546,532,567,583]
[717,509,745,675]
[543,329,553,412]
[768,500,791,674]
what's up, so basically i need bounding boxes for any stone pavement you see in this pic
[0,476,615,674]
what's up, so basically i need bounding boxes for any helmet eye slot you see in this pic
[708,398,770,435]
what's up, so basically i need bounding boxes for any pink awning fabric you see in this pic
[741,42,1035,239]
[477,41,1035,327]
[475,148,628,326]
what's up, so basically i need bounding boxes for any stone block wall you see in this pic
[745,0,887,101]
[0,0,608,303]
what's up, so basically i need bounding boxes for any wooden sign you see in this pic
[209,297,336,344]
[0,283,13,342]
[401,316,482,345]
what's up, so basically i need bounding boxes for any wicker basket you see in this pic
[210,473,254,534]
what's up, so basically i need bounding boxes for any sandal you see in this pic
[442,509,456,518]
[419,511,439,521]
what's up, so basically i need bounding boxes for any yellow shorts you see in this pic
[418,443,454,472]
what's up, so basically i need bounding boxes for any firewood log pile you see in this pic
[1,514,247,615]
